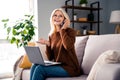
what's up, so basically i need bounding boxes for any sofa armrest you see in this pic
[95,63,120,80]
[13,55,24,80]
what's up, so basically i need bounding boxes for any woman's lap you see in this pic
[40,65,69,77]
[30,64,70,80]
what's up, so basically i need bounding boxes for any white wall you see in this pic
[37,0,65,39]
[36,0,120,39]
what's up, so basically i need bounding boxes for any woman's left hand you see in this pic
[62,19,70,29]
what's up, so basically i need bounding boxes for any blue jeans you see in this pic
[30,64,70,80]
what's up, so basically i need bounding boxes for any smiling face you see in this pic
[52,10,65,26]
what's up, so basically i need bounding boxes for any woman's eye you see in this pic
[53,15,57,17]
[53,15,63,18]
[59,15,63,17]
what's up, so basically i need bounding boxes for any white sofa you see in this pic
[13,34,120,80]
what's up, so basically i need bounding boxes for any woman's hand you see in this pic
[62,19,70,29]
[37,38,50,46]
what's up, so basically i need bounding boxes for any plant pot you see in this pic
[87,13,94,21]
[80,4,87,7]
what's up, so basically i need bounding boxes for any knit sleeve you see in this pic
[59,28,76,50]
[45,36,54,60]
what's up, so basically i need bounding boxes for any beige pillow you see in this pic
[87,50,120,80]
[75,36,88,65]
[82,34,120,74]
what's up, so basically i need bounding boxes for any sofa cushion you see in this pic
[46,75,87,80]
[75,36,88,65]
[22,69,30,80]
[22,69,87,80]
[87,50,120,80]
[81,34,120,74]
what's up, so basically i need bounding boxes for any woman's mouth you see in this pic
[54,20,61,24]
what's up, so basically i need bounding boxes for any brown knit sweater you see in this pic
[46,28,80,77]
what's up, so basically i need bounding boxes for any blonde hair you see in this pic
[49,8,70,35]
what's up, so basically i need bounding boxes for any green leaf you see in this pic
[10,37,16,43]
[19,23,24,28]
[23,30,27,34]
[79,0,88,4]
[7,27,11,35]
[14,24,21,30]
[1,19,9,22]
[12,29,17,35]
[30,15,34,20]
[29,29,35,36]
[2,14,36,48]
[19,43,23,48]
[3,23,7,28]
[6,36,10,40]
[23,42,27,46]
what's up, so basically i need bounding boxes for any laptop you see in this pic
[24,46,61,66]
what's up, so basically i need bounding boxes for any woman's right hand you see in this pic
[37,38,45,44]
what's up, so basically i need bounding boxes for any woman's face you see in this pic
[52,10,65,26]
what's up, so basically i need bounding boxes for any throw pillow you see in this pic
[82,34,120,74]
[75,36,88,65]
[19,54,32,68]
[19,42,36,68]
[87,50,120,80]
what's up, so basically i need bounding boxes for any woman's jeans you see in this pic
[30,64,70,80]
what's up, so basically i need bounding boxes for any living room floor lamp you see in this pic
[109,10,120,34]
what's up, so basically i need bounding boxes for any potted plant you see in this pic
[2,15,36,48]
[79,0,88,7]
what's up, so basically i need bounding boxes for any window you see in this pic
[0,0,37,79]
[0,0,32,39]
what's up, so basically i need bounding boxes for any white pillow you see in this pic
[87,50,120,80]
[82,34,120,74]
